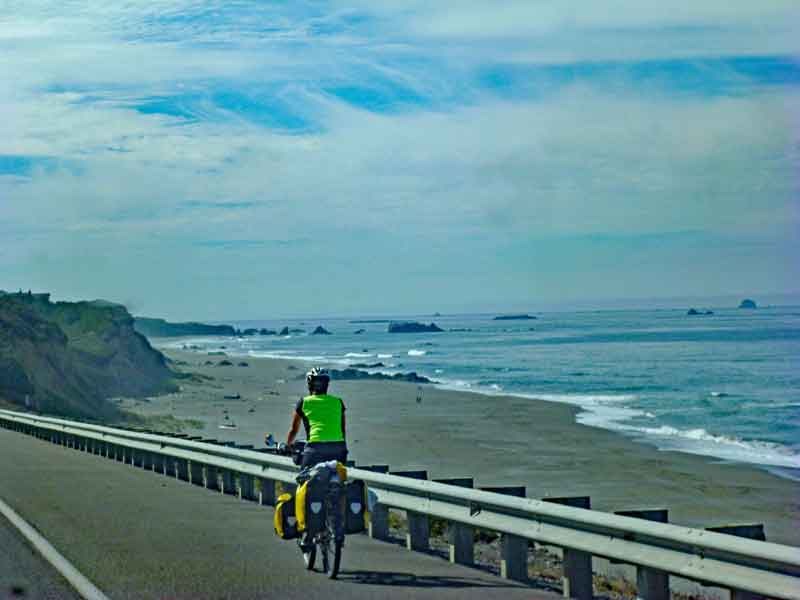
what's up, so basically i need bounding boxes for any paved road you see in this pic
[0,514,82,600]
[0,428,555,599]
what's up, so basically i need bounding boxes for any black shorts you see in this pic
[301,441,348,468]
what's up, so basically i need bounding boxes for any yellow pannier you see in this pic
[274,492,299,540]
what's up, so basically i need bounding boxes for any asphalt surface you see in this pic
[0,514,82,600]
[0,428,556,599]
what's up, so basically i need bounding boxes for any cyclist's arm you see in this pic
[287,411,302,445]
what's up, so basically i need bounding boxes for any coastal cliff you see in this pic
[0,292,177,419]
[134,317,237,337]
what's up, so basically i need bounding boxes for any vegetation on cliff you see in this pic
[0,292,177,419]
[134,317,236,337]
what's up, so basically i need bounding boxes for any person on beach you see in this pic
[286,367,348,468]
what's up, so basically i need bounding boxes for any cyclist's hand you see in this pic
[277,442,288,455]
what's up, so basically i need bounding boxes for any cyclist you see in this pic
[286,367,348,467]
[285,367,348,553]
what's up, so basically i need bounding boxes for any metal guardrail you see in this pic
[2,409,799,600]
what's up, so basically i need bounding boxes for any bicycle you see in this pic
[264,438,345,579]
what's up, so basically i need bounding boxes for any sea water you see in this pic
[162,306,800,478]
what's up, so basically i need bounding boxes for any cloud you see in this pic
[1,1,798,316]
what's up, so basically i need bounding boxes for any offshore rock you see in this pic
[329,368,433,384]
[739,299,757,309]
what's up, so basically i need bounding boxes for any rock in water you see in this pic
[387,321,444,333]
[311,326,332,335]
[278,326,290,336]
[329,368,433,384]
[739,299,757,309]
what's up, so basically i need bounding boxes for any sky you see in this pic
[1,1,799,320]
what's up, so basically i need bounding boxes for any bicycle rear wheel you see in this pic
[320,538,329,573]
[327,540,342,579]
[302,545,316,570]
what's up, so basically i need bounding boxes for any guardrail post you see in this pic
[189,461,204,485]
[221,469,236,495]
[176,458,190,481]
[239,474,257,501]
[436,478,475,565]
[393,471,429,551]
[204,465,220,491]
[615,509,669,600]
[501,535,529,582]
[480,486,528,582]
[258,478,276,506]
[406,511,430,552]
[361,465,391,540]
[544,497,593,600]
[706,524,766,600]
[361,465,390,473]
[142,451,154,470]
[369,505,390,541]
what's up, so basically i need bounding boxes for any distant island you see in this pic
[134,317,236,338]
[388,321,444,333]
[350,319,391,324]
[1,292,177,419]
[739,299,757,309]
[687,308,714,316]
[493,314,536,320]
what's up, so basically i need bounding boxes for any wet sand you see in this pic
[125,348,800,547]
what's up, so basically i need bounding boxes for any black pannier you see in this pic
[344,480,367,534]
[297,476,328,536]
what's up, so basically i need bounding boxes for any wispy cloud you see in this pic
[1,1,798,317]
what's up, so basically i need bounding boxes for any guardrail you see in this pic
[2,409,799,600]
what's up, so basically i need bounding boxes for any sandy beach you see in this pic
[123,348,800,548]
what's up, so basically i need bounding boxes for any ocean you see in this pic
[160,306,800,479]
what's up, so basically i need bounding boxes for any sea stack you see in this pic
[739,299,757,309]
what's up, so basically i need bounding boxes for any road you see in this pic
[0,428,555,599]
[0,513,82,600]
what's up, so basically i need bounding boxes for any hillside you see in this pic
[0,292,177,419]
[134,317,236,338]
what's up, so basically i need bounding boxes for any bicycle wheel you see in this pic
[302,545,316,570]
[327,540,342,580]
[320,538,329,574]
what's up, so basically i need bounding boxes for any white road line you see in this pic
[0,497,109,600]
